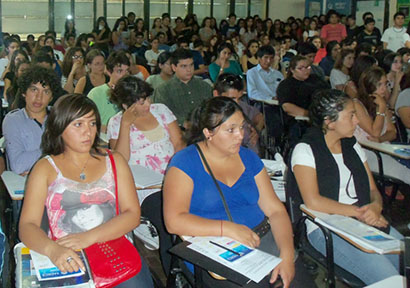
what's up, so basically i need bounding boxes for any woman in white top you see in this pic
[302,19,320,42]
[292,89,402,285]
[330,48,355,90]
[144,38,165,71]
[354,67,410,185]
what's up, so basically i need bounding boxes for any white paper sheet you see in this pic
[187,236,282,283]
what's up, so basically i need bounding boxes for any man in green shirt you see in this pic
[88,51,130,132]
[152,48,212,127]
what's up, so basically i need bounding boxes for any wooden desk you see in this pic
[359,140,410,160]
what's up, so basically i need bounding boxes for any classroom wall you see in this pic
[268,0,306,21]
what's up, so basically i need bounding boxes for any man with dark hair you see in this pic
[221,13,239,38]
[129,32,147,59]
[177,37,207,77]
[357,18,381,47]
[298,43,325,81]
[3,66,60,174]
[214,73,263,154]
[88,50,130,131]
[152,48,212,126]
[32,51,54,68]
[346,15,360,39]
[246,45,284,101]
[127,12,136,30]
[381,12,406,52]
[358,12,381,38]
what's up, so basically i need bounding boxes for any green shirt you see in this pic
[209,60,243,82]
[152,75,212,126]
[146,74,169,90]
[87,84,118,126]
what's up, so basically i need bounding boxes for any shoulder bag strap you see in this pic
[106,149,119,216]
[195,143,233,222]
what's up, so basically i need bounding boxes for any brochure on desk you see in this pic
[186,236,282,283]
[14,243,93,288]
[1,171,26,198]
[301,205,401,254]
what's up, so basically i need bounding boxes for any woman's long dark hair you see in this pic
[185,97,244,145]
[41,94,102,156]
[358,66,385,118]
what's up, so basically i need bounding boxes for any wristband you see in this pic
[376,111,386,117]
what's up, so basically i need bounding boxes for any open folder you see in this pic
[301,205,402,254]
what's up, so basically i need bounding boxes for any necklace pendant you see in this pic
[80,172,86,180]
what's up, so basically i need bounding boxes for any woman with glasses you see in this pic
[291,89,402,285]
[74,49,109,96]
[106,76,184,275]
[61,47,86,93]
[277,55,329,146]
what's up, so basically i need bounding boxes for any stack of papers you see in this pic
[129,165,164,188]
[187,236,282,283]
[1,171,26,198]
[301,205,402,254]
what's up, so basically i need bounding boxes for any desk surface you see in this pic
[359,140,410,160]
[252,98,279,106]
[364,275,406,288]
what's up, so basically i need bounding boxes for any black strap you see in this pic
[195,143,233,222]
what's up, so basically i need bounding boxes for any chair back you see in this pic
[284,148,304,228]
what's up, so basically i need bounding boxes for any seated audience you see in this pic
[209,42,242,82]
[88,50,130,132]
[3,49,29,100]
[146,51,173,90]
[241,39,259,73]
[330,48,355,90]
[247,45,284,101]
[319,40,341,77]
[125,51,150,80]
[61,47,86,93]
[320,10,346,44]
[344,55,377,99]
[163,96,316,287]
[395,75,410,142]
[5,60,30,109]
[3,66,60,174]
[214,73,263,154]
[19,94,154,287]
[354,67,410,185]
[152,48,212,127]
[74,49,109,96]
[107,76,183,273]
[291,89,403,286]
[382,52,404,108]
[297,43,326,81]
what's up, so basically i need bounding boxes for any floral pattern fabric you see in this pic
[107,103,176,175]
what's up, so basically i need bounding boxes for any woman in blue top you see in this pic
[208,42,243,82]
[163,97,316,288]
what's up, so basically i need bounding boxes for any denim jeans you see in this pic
[115,258,154,288]
[307,226,403,285]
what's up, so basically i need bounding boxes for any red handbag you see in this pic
[83,150,142,288]
[48,150,142,288]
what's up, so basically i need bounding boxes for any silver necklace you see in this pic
[70,155,91,180]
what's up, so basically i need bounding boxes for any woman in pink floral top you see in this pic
[107,76,184,275]
[107,75,184,175]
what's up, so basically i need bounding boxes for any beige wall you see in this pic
[268,0,306,21]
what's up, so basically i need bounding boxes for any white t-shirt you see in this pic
[291,142,367,234]
[403,33,410,47]
[330,69,349,89]
[381,27,407,52]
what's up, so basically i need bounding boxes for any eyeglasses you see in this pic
[345,173,358,200]
[72,55,84,60]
